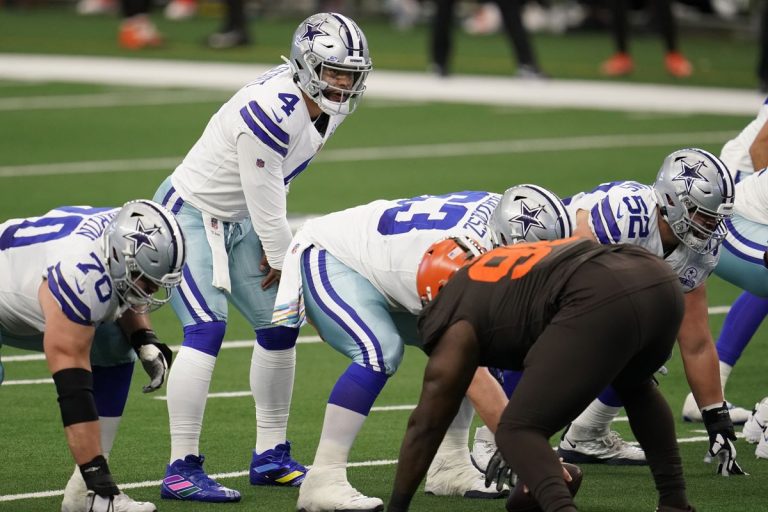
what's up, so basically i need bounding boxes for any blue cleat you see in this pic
[161,454,241,502]
[249,441,307,487]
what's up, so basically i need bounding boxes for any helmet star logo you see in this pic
[510,201,546,238]
[299,22,328,43]
[123,219,159,255]
[672,159,707,194]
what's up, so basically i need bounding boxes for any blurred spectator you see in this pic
[165,0,196,19]
[431,0,545,77]
[76,0,116,15]
[118,0,163,49]
[600,0,692,77]
[205,0,251,48]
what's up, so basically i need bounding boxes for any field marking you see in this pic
[0,306,733,366]
[0,130,738,178]
[0,431,740,502]
[0,54,762,115]
[0,90,229,111]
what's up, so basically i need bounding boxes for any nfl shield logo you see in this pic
[211,218,218,229]
[257,158,265,168]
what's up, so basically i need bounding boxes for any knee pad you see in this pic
[183,321,227,357]
[256,326,299,350]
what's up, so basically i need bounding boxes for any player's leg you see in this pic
[297,247,400,512]
[62,323,155,512]
[558,387,646,465]
[227,224,305,487]
[390,314,506,499]
[155,181,238,502]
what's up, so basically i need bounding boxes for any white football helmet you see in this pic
[104,200,186,313]
[488,184,573,246]
[284,12,372,116]
[653,148,735,254]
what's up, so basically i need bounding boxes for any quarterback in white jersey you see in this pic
[0,201,185,512]
[273,186,572,512]
[554,148,746,476]
[153,12,373,503]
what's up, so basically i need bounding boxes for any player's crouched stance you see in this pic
[0,200,185,512]
[387,238,696,512]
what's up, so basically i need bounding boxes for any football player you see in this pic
[152,12,372,502]
[470,148,746,475]
[691,99,768,458]
[388,237,693,512]
[272,185,572,511]
[0,201,186,512]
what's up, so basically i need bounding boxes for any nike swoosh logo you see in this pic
[271,108,284,123]
[76,281,86,295]
[615,209,624,219]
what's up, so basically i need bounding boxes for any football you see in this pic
[505,463,583,512]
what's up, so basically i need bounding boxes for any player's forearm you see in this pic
[680,341,723,408]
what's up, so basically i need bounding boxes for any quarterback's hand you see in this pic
[130,329,173,393]
[86,491,114,512]
[702,403,748,476]
[484,449,516,492]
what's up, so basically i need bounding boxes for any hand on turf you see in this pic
[484,449,516,492]
[702,403,748,476]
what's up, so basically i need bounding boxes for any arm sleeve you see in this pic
[237,133,293,270]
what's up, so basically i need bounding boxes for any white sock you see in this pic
[312,403,367,471]
[719,360,733,392]
[571,399,620,432]
[251,344,296,454]
[99,416,121,459]
[436,397,473,456]
[167,346,216,462]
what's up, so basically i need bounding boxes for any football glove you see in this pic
[484,449,517,492]
[702,403,747,476]
[130,329,173,393]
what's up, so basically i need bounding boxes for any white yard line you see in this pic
[0,90,229,111]
[0,131,738,178]
[0,432,738,502]
[0,54,763,115]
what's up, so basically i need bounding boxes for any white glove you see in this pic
[137,343,169,393]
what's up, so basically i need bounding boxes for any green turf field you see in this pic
[1,9,768,511]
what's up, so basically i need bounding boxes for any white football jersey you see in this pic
[299,191,501,314]
[734,170,768,224]
[566,181,716,292]
[0,207,124,335]
[171,64,345,222]
[719,97,768,181]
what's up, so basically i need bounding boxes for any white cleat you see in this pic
[557,424,646,466]
[62,466,156,512]
[756,425,768,460]
[470,426,498,473]
[682,392,751,425]
[743,398,768,444]
[297,468,383,512]
[425,449,508,499]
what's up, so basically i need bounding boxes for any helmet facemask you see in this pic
[665,195,731,254]
[113,256,183,314]
[286,12,372,116]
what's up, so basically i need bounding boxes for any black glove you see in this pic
[130,329,173,393]
[484,449,517,492]
[702,403,747,476]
